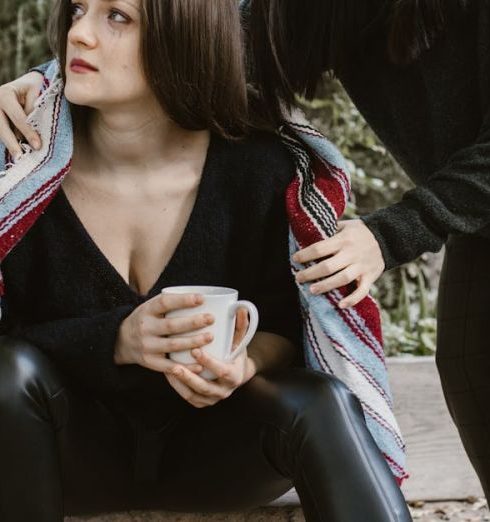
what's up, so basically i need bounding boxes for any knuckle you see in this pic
[140,351,152,365]
[321,259,331,272]
[193,316,203,328]
[341,273,351,285]
[312,244,323,257]
[166,338,179,351]
[164,318,176,333]
[219,369,230,380]
[136,318,148,335]
[160,294,169,311]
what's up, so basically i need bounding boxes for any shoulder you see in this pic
[215,130,296,190]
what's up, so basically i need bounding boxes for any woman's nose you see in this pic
[67,14,98,49]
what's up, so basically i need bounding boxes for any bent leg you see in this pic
[0,337,135,521]
[147,368,411,522]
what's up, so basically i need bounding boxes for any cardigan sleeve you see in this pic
[361,114,490,270]
[5,304,161,395]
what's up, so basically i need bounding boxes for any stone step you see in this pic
[67,506,305,521]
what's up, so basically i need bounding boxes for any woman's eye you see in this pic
[109,10,129,23]
[70,3,84,19]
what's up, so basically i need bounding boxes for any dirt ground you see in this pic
[408,498,489,521]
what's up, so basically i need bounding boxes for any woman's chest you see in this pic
[61,175,201,296]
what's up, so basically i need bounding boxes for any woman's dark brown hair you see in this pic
[247,0,467,126]
[47,0,249,138]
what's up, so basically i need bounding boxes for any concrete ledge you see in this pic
[66,507,305,521]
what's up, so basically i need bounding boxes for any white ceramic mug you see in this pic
[161,286,259,380]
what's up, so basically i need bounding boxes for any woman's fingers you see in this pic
[191,349,240,386]
[165,374,216,408]
[295,253,349,283]
[309,266,360,295]
[2,98,40,150]
[24,81,41,116]
[292,236,341,264]
[339,278,372,309]
[0,110,23,159]
[231,307,248,349]
[171,366,230,400]
[138,353,202,375]
[143,331,214,355]
[151,312,214,337]
[148,292,203,316]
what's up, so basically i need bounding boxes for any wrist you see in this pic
[245,355,259,381]
[113,320,132,365]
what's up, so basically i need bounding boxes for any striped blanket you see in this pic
[0,60,408,484]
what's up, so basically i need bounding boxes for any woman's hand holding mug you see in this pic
[0,70,44,159]
[166,308,257,408]
[161,286,259,409]
[114,291,215,374]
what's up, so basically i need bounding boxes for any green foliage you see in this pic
[0,0,50,84]
[0,4,440,356]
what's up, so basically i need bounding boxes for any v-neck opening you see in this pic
[57,133,218,300]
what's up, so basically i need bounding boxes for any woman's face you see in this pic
[65,0,151,110]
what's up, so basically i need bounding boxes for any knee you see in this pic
[0,336,61,410]
[243,368,364,431]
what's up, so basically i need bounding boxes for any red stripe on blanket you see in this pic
[0,166,68,260]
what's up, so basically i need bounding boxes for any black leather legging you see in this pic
[0,337,411,522]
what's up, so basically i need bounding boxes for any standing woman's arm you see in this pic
[247,0,487,307]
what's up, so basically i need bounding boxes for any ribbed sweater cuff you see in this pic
[361,202,445,271]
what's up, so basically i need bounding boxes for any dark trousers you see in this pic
[437,234,490,499]
[0,337,411,522]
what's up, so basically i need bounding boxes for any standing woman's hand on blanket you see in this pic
[114,292,216,374]
[0,71,44,159]
[293,219,385,309]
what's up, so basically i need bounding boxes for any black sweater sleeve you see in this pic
[7,305,137,394]
[361,114,490,269]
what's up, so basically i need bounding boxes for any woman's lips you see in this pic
[69,59,98,73]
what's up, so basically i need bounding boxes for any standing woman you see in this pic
[247,0,490,499]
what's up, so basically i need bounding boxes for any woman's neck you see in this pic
[73,100,210,182]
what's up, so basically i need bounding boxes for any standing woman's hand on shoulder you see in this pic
[0,71,44,159]
[293,219,385,309]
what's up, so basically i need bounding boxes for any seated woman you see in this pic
[0,0,412,521]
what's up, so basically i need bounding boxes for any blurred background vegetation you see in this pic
[0,0,443,356]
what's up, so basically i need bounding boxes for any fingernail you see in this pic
[32,138,41,150]
[13,151,22,162]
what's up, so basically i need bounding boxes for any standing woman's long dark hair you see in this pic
[247,0,468,125]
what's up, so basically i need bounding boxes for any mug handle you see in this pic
[227,300,259,361]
